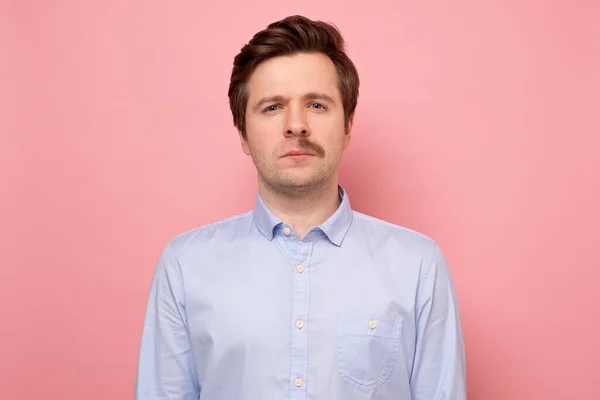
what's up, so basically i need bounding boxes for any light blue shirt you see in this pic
[135,186,466,399]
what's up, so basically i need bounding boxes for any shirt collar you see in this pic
[252,185,354,246]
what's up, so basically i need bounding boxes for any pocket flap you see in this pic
[338,314,402,338]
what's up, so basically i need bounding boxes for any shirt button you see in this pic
[369,320,377,329]
[296,264,304,273]
[296,320,304,329]
[283,227,291,236]
[294,378,303,387]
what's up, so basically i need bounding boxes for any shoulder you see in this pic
[166,211,253,257]
[353,211,437,248]
[352,211,440,267]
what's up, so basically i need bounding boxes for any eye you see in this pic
[310,103,326,110]
[263,105,280,113]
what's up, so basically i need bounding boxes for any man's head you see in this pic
[228,15,360,194]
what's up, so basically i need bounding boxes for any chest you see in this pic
[181,240,420,352]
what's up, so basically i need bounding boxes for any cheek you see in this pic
[311,118,347,146]
[247,117,284,142]
[308,112,346,133]
[245,133,279,159]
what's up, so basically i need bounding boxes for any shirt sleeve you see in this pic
[410,243,467,400]
[135,243,200,400]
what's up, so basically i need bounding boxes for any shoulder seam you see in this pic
[169,211,252,246]
[353,211,435,242]
[418,240,439,292]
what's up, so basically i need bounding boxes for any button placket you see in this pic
[289,240,312,399]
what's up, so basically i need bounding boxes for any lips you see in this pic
[283,150,315,157]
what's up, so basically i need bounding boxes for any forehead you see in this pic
[246,52,341,102]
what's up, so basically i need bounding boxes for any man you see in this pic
[135,15,466,400]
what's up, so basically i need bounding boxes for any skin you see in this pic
[239,52,354,238]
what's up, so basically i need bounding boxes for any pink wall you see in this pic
[2,1,599,399]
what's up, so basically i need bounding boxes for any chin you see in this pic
[260,168,330,191]
[276,176,328,192]
[281,172,316,185]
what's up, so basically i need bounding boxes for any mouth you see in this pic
[283,150,316,160]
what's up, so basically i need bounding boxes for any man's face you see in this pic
[241,52,352,194]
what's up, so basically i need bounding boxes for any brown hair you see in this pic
[228,15,360,139]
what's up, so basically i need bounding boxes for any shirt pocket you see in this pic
[337,314,403,392]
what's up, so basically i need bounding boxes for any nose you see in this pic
[284,106,309,137]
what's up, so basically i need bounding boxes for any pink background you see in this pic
[1,1,599,399]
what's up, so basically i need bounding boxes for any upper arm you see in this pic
[135,243,200,400]
[410,243,466,400]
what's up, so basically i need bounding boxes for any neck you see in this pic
[258,179,341,240]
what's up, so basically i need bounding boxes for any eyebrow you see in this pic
[252,92,337,112]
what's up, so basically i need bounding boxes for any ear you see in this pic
[238,129,251,156]
[344,114,354,149]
